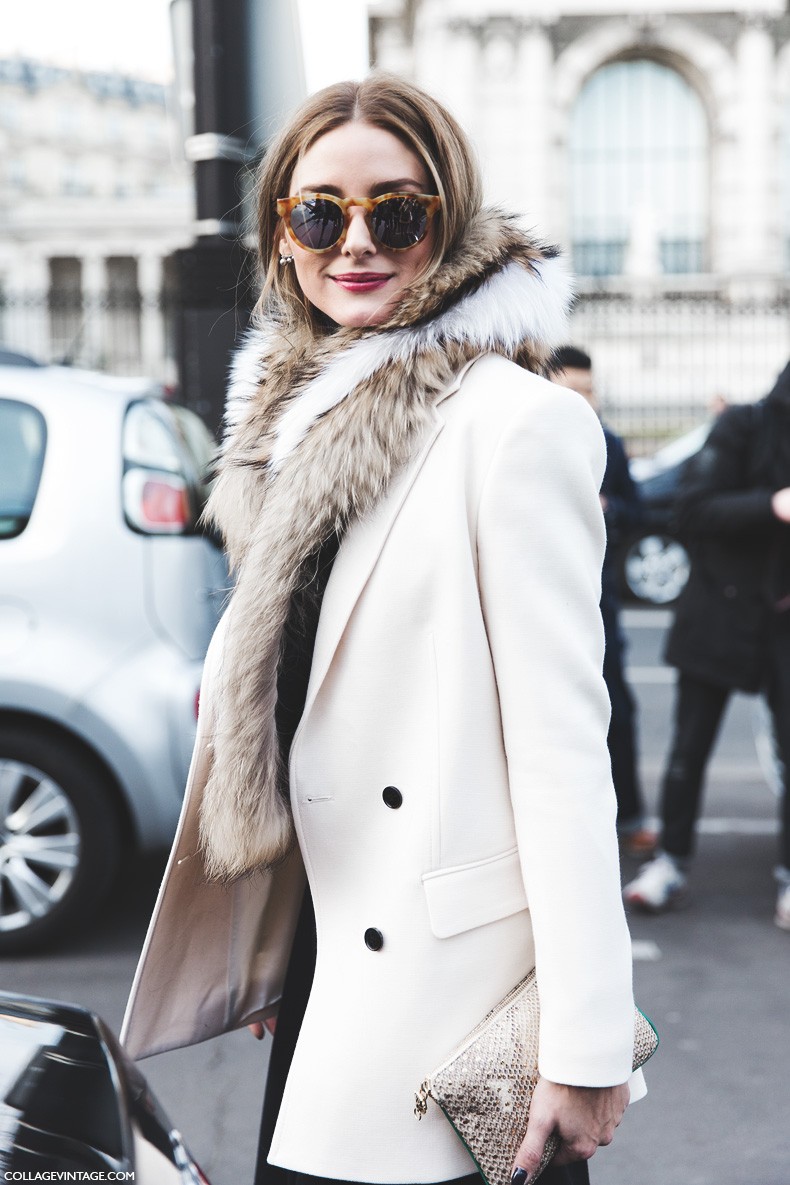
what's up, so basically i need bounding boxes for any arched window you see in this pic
[569,59,708,277]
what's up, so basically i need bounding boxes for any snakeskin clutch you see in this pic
[414,969,658,1185]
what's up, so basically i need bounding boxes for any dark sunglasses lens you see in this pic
[372,197,429,249]
[289,198,344,250]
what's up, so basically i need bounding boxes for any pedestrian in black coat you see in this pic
[624,360,790,928]
[552,347,655,855]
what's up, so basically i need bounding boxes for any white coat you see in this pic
[122,355,644,1183]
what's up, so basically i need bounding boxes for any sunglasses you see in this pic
[276,191,442,253]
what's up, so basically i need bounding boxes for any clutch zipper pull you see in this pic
[414,1078,432,1119]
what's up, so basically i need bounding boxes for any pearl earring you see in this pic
[279,253,294,266]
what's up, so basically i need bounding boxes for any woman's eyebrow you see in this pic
[297,184,343,196]
[295,179,429,198]
[369,178,428,195]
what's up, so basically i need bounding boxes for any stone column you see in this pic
[434,20,481,145]
[138,253,167,380]
[81,254,107,370]
[515,21,554,234]
[479,20,522,206]
[733,16,777,280]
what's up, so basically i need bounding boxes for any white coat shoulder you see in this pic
[441,352,606,484]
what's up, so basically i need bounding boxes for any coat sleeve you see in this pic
[676,407,775,536]
[476,381,636,1088]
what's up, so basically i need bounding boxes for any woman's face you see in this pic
[281,121,437,328]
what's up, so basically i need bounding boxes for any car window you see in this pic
[0,399,47,540]
[630,422,711,482]
[650,422,710,470]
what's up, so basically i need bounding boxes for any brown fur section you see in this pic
[199,211,566,881]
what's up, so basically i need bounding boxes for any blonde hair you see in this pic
[253,73,483,329]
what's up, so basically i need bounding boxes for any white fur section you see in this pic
[431,255,573,356]
[268,328,411,471]
[260,255,572,471]
[223,328,272,436]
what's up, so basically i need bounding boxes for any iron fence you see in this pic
[2,288,789,457]
[0,290,177,384]
[570,290,790,454]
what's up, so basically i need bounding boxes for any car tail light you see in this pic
[142,477,189,526]
[123,468,192,534]
[122,398,217,537]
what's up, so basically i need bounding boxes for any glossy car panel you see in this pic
[0,991,210,1181]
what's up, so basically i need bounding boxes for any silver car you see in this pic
[0,362,227,952]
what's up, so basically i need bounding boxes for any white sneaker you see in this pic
[775,884,790,931]
[623,852,687,913]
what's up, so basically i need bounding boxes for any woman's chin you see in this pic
[315,291,396,329]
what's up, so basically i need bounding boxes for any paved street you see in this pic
[1,610,787,1185]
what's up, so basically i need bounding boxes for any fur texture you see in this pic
[199,209,573,881]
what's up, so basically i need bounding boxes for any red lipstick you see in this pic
[331,272,391,293]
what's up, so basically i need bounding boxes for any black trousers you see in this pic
[254,894,590,1185]
[278,1170,590,1185]
[601,590,644,828]
[660,645,790,867]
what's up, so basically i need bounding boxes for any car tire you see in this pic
[0,725,122,953]
[621,532,691,606]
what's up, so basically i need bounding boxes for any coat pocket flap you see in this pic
[421,847,528,939]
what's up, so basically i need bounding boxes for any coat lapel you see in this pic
[303,355,485,725]
[298,358,480,733]
[298,409,443,734]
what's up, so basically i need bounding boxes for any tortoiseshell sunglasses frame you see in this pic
[276,192,442,253]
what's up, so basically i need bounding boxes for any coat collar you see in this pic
[222,249,572,479]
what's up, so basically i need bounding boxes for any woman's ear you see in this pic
[279,234,292,260]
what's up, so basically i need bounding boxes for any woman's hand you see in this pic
[247,1017,277,1040]
[511,1077,629,1182]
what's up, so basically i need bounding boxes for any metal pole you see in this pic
[171,0,255,434]
[170,0,306,433]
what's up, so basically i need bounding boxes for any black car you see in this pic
[618,423,711,605]
[0,992,211,1181]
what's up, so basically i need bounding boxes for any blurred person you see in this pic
[623,361,790,929]
[122,75,645,1185]
[551,347,655,857]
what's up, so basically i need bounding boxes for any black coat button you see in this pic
[364,927,384,951]
[382,786,403,809]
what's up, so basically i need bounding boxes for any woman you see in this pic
[122,74,644,1185]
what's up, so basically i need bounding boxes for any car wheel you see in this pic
[0,726,121,953]
[622,533,691,605]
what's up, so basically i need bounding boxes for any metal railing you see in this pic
[569,290,790,453]
[0,290,176,383]
[2,287,789,456]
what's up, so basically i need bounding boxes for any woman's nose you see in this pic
[342,206,376,256]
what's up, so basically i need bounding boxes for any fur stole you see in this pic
[199,208,573,881]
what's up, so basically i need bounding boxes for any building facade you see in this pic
[0,59,193,380]
[370,0,790,434]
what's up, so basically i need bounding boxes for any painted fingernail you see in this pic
[511,1169,530,1185]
